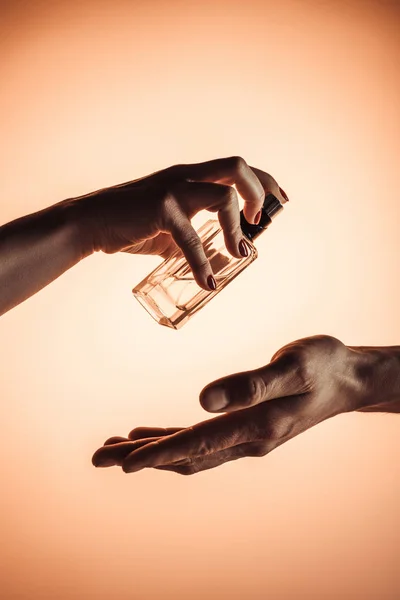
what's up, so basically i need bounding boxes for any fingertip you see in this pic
[103,436,128,446]
[193,272,215,292]
[207,274,217,291]
[91,451,100,467]
[128,427,154,440]
[242,206,261,226]
[92,449,116,468]
[188,264,216,292]
[278,186,290,203]
[122,461,138,474]
[200,385,229,412]
[219,228,244,260]
[254,210,261,225]
[223,233,247,260]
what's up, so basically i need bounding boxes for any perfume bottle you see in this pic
[133,193,286,329]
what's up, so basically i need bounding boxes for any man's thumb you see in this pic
[199,356,303,413]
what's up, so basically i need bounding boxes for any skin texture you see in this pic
[0,156,286,316]
[92,335,400,475]
[1,155,398,477]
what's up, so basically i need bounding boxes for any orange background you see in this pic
[0,0,399,598]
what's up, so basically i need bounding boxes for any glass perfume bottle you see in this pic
[133,193,286,329]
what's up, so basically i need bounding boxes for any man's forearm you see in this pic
[0,200,89,316]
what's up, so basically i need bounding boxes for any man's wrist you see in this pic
[349,345,400,412]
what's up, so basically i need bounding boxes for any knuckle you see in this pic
[178,464,198,476]
[160,189,179,215]
[275,335,347,392]
[160,164,186,181]
[271,348,311,392]
[155,188,181,229]
[181,236,207,268]
[301,334,343,352]
[286,352,310,390]
[104,436,124,446]
[183,234,203,251]
[128,427,148,440]
[235,374,266,407]
[260,411,295,441]
[196,438,214,457]
[221,185,238,205]
[228,155,248,174]
[169,163,185,176]
[251,374,267,404]
[264,173,277,191]
[259,418,279,441]
[246,441,269,458]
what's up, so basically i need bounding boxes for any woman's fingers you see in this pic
[177,180,249,256]
[165,181,252,289]
[173,156,265,224]
[168,214,216,290]
[250,166,289,206]
[156,158,289,287]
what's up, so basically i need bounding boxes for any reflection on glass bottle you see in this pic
[133,193,286,329]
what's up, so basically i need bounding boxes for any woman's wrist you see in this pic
[62,196,97,259]
[0,199,92,316]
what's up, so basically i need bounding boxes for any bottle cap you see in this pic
[240,193,284,241]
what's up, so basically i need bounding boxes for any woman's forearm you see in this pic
[0,200,88,316]
[0,158,289,316]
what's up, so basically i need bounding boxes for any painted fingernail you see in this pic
[207,275,217,290]
[279,187,289,202]
[238,239,249,257]
[254,210,262,225]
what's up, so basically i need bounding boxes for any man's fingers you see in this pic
[93,392,310,474]
[92,428,185,467]
[92,437,160,468]
[200,353,308,412]
[128,426,184,440]
[103,436,129,446]
[154,440,269,475]
[121,410,256,473]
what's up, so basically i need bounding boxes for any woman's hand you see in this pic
[0,156,287,315]
[74,156,287,289]
[92,336,400,475]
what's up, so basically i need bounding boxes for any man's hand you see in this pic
[92,335,400,475]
